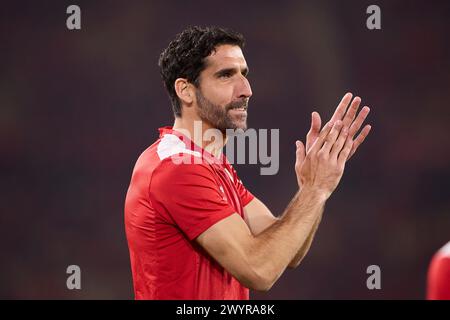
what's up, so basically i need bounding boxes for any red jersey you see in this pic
[427,241,450,300]
[124,127,254,299]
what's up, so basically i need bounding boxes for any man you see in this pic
[427,241,450,300]
[124,26,372,299]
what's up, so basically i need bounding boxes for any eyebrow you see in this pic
[214,66,249,78]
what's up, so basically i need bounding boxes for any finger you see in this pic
[306,111,322,151]
[342,96,361,128]
[338,136,354,166]
[309,120,335,154]
[330,92,353,123]
[348,106,370,138]
[311,112,321,132]
[321,120,343,154]
[330,126,349,160]
[347,124,372,160]
[295,140,306,166]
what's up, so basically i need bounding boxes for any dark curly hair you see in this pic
[158,26,245,117]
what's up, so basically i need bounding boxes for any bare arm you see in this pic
[243,197,322,269]
[197,119,355,291]
[242,93,372,269]
[287,212,322,268]
[197,187,326,291]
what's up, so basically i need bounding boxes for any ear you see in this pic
[174,78,194,106]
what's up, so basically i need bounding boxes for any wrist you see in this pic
[298,186,329,204]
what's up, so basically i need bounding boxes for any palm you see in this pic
[296,93,372,188]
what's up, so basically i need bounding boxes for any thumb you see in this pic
[295,140,306,165]
[307,111,321,151]
[311,111,321,131]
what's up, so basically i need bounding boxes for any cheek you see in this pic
[209,84,234,106]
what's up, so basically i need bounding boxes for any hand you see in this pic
[295,119,353,200]
[307,93,371,158]
[295,92,372,188]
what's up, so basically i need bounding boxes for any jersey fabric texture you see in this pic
[125,127,254,299]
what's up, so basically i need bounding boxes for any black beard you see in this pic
[196,89,248,133]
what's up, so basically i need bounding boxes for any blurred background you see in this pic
[1,0,449,299]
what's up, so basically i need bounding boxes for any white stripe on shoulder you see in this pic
[438,241,450,257]
[157,134,201,160]
[224,168,234,183]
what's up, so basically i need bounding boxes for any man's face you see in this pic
[195,44,252,133]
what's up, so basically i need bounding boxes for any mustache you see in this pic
[226,99,249,111]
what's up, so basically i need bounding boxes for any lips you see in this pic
[228,99,248,112]
[231,105,247,111]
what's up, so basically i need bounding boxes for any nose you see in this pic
[237,76,252,99]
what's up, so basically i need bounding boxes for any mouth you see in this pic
[230,104,248,112]
[227,98,249,112]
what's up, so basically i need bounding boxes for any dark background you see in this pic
[1,0,449,299]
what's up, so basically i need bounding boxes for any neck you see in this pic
[173,116,227,158]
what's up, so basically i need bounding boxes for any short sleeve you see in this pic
[427,254,450,299]
[149,159,236,240]
[229,165,254,207]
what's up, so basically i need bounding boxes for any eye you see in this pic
[220,72,232,79]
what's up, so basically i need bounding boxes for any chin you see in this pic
[232,121,247,131]
[230,115,248,131]
[217,115,248,133]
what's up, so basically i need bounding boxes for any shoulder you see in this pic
[149,154,219,199]
[153,157,215,182]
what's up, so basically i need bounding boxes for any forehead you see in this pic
[205,44,247,70]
